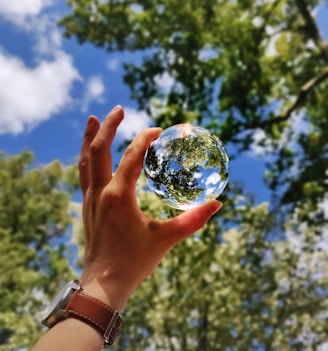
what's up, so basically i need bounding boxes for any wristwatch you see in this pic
[41,280,123,345]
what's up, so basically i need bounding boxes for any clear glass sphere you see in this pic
[143,124,229,210]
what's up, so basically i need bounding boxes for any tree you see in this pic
[59,0,328,350]
[109,179,326,351]
[60,0,328,219]
[0,152,78,350]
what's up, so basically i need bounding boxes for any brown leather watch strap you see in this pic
[65,290,123,345]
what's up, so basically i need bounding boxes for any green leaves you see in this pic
[107,189,328,350]
[0,0,323,349]
[0,152,76,350]
[59,1,328,203]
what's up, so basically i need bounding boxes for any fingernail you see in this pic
[112,104,122,111]
[211,201,223,215]
[86,115,96,127]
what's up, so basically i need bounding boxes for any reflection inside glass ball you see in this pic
[143,124,229,210]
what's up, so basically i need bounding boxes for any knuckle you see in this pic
[90,139,104,155]
[78,156,89,171]
[124,143,137,158]
[100,188,124,209]
[147,219,161,234]
[83,126,94,140]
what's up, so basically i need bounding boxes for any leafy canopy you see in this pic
[60,0,328,220]
[1,0,328,349]
[0,152,78,350]
[59,0,328,350]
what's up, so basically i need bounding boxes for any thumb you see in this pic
[163,200,223,245]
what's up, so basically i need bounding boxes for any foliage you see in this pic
[107,181,327,351]
[1,0,328,349]
[59,1,328,349]
[0,152,78,350]
[60,0,328,219]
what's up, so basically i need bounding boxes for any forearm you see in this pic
[31,318,104,351]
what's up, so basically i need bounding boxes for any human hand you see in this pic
[79,106,222,311]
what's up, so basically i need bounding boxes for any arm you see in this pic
[32,105,222,351]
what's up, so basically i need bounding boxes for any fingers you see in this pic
[79,116,101,195]
[113,127,162,193]
[89,106,124,190]
[163,200,223,245]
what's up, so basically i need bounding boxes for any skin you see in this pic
[32,106,222,350]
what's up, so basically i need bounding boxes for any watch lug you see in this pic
[56,308,70,319]
[71,280,81,290]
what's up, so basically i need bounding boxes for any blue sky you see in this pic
[0,0,327,205]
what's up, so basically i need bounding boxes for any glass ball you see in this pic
[143,124,229,210]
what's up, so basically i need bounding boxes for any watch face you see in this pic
[42,280,80,327]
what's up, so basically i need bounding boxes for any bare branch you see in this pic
[256,70,328,128]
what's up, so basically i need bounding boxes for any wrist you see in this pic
[39,279,124,347]
[80,274,135,312]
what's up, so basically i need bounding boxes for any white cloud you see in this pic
[154,72,175,92]
[248,110,310,158]
[81,76,105,113]
[0,51,80,134]
[0,3,63,57]
[248,128,273,156]
[199,47,218,61]
[252,16,264,28]
[205,172,221,185]
[320,193,328,219]
[117,107,151,140]
[0,0,85,135]
[0,0,53,18]
[34,23,63,56]
[264,25,286,57]
[106,58,120,71]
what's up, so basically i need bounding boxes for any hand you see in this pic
[79,105,222,311]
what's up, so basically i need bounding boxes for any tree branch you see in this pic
[247,0,328,130]
[294,0,328,57]
[256,70,328,128]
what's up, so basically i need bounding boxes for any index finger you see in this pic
[113,127,162,193]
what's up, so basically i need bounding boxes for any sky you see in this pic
[0,0,151,166]
[1,3,327,350]
[0,0,327,205]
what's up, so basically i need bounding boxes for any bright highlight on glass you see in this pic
[143,124,229,210]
